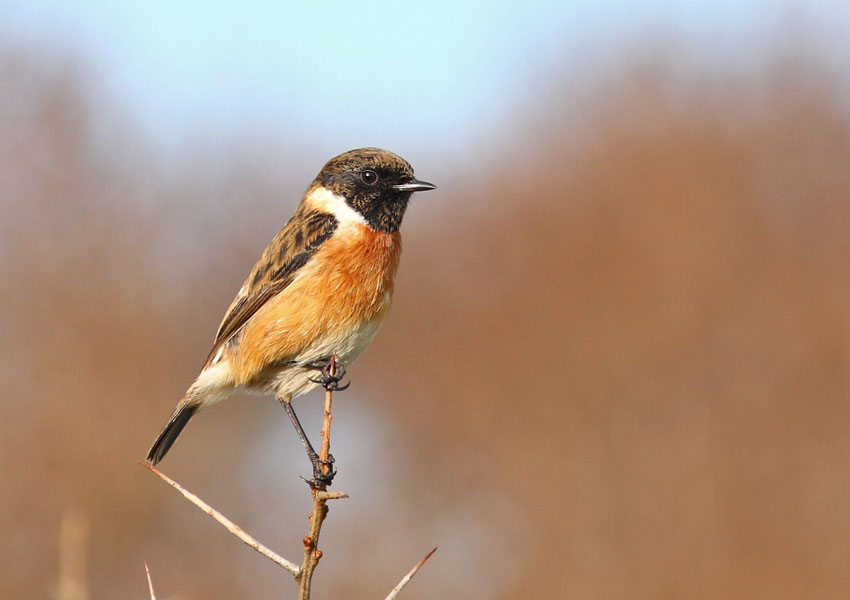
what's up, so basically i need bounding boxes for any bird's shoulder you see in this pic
[205,204,338,365]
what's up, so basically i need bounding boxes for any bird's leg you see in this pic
[278,395,336,486]
[308,357,350,391]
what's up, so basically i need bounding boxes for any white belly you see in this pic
[252,314,387,399]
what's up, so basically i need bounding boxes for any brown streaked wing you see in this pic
[204,207,338,365]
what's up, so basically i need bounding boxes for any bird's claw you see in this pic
[311,456,337,487]
[308,359,350,391]
[309,377,350,392]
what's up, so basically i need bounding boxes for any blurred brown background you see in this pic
[3,9,850,600]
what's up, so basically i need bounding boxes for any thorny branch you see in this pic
[140,461,301,576]
[144,562,156,600]
[142,354,435,598]
[295,355,344,599]
[385,547,438,600]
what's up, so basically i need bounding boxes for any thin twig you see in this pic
[384,547,437,600]
[139,462,301,577]
[296,355,345,599]
[144,352,432,599]
[318,358,334,478]
[144,562,156,600]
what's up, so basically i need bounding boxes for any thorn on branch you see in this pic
[384,547,438,600]
[144,562,156,600]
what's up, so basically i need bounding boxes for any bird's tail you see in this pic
[146,362,233,465]
[146,400,199,465]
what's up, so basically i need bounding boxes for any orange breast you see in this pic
[233,224,401,384]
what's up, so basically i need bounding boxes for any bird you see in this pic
[146,148,435,479]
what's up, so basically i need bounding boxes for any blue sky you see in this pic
[3,1,846,159]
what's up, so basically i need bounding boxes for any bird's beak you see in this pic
[393,179,437,193]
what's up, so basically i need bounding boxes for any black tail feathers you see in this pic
[146,404,198,465]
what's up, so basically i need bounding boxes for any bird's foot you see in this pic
[310,453,336,487]
[308,358,350,392]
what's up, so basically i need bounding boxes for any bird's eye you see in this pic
[360,169,379,185]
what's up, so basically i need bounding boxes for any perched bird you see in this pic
[146,148,435,477]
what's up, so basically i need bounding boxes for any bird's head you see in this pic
[313,148,436,232]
